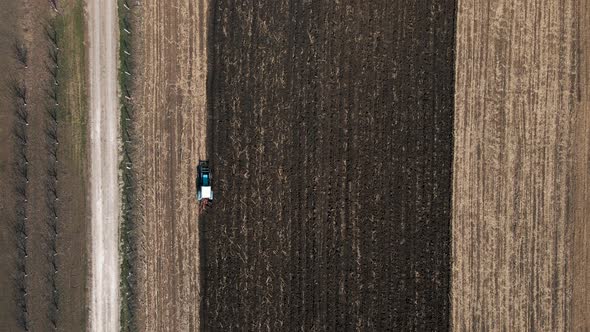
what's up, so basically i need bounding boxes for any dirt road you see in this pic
[88,0,120,330]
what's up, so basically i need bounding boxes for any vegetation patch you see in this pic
[10,38,31,331]
[43,17,62,330]
[118,0,138,330]
[3,1,87,330]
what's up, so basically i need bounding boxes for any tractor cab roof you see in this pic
[201,186,212,199]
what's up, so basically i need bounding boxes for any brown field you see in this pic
[0,1,21,330]
[202,1,456,330]
[133,0,208,330]
[0,0,87,331]
[2,0,588,330]
[573,0,590,329]
[452,0,581,330]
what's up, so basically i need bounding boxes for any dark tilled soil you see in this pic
[202,1,456,330]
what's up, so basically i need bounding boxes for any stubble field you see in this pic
[132,0,208,330]
[202,1,456,330]
[572,1,590,329]
[451,0,587,330]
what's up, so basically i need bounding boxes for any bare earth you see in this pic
[1,0,88,330]
[88,0,120,330]
[134,0,208,330]
[0,1,21,330]
[452,0,578,330]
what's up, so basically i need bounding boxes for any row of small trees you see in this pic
[44,18,62,330]
[9,9,64,331]
[12,38,31,331]
[119,1,138,331]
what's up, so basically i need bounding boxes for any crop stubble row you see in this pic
[202,1,456,330]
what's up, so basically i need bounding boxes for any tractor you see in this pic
[196,160,213,212]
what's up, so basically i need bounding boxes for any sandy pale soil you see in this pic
[133,0,208,331]
[88,0,120,330]
[452,0,578,330]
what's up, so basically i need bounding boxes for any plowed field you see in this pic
[202,1,456,330]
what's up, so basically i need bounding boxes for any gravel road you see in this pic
[88,0,120,330]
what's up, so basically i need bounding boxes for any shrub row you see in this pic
[11,40,31,331]
[119,1,138,331]
[9,4,64,330]
[44,18,61,330]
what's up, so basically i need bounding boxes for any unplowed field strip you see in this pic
[452,0,578,330]
[134,0,208,330]
[203,1,456,330]
[573,0,590,329]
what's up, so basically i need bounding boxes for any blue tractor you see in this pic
[197,160,213,205]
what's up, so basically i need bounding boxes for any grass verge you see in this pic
[49,1,88,329]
